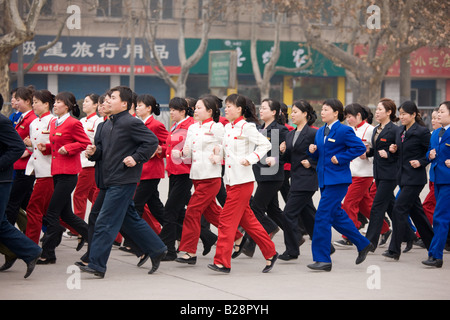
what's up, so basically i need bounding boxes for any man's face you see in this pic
[109,91,127,115]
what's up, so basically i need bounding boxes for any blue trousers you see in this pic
[0,182,41,263]
[312,184,370,263]
[428,184,450,260]
[88,183,167,273]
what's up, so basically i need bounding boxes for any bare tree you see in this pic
[249,1,313,100]
[0,0,46,114]
[136,0,226,98]
[279,0,449,106]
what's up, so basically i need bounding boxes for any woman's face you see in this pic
[398,108,415,127]
[170,108,185,123]
[321,104,338,124]
[259,101,275,122]
[82,96,97,115]
[194,100,212,122]
[345,114,361,128]
[224,102,241,122]
[53,99,69,117]
[16,97,32,113]
[375,103,390,123]
[136,102,151,119]
[431,111,440,130]
[437,104,450,127]
[291,106,307,126]
[32,98,49,117]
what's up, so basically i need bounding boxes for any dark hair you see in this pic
[137,94,161,116]
[98,94,106,105]
[323,98,345,122]
[378,98,399,122]
[398,100,425,127]
[169,97,193,117]
[15,85,35,104]
[55,91,80,117]
[0,93,3,111]
[186,97,197,114]
[439,101,450,112]
[132,92,137,108]
[33,89,55,110]
[261,98,283,125]
[110,86,133,110]
[292,99,317,126]
[225,94,259,123]
[344,103,373,124]
[85,93,100,105]
[199,95,221,122]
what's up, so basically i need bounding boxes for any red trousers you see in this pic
[422,181,435,225]
[25,177,54,244]
[179,178,242,254]
[214,182,276,268]
[342,177,390,236]
[142,205,162,235]
[73,167,98,220]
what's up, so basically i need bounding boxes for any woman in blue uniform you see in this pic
[422,101,450,268]
[308,99,372,271]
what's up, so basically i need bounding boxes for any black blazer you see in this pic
[367,121,399,181]
[253,120,288,182]
[0,114,26,183]
[395,122,430,186]
[281,125,318,192]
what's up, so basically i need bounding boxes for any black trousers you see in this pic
[133,178,165,223]
[41,174,88,260]
[250,180,285,234]
[159,174,192,255]
[5,169,35,225]
[388,184,434,255]
[282,190,316,256]
[365,179,396,248]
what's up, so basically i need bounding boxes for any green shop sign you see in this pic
[186,39,346,77]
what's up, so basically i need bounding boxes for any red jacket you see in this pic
[165,116,194,176]
[14,110,37,170]
[43,116,91,176]
[140,116,169,180]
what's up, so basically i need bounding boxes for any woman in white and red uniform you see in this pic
[208,94,278,274]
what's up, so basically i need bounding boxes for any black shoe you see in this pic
[74,261,88,268]
[307,262,332,272]
[149,250,167,274]
[161,251,177,261]
[379,229,391,247]
[36,258,56,265]
[137,254,149,267]
[262,252,278,273]
[333,239,353,248]
[356,243,374,265]
[79,265,105,278]
[382,250,400,261]
[207,264,230,274]
[24,255,40,279]
[202,241,216,256]
[422,256,443,268]
[414,238,426,248]
[0,258,17,272]
[175,253,197,265]
[403,240,414,253]
[279,252,298,261]
[231,236,247,259]
[76,237,86,251]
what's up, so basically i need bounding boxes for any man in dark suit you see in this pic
[0,96,42,278]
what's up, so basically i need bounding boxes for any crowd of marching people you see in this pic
[0,83,449,279]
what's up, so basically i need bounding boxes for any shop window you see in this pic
[97,0,122,18]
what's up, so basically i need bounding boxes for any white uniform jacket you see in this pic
[350,121,374,177]
[25,112,55,178]
[80,113,103,168]
[222,117,271,186]
[182,118,224,180]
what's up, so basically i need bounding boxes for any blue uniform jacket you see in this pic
[309,121,366,188]
[427,127,450,185]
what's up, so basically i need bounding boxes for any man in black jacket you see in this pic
[81,86,167,278]
[0,97,42,278]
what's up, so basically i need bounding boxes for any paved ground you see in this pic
[1,178,449,303]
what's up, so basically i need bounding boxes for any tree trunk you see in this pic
[0,53,11,116]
